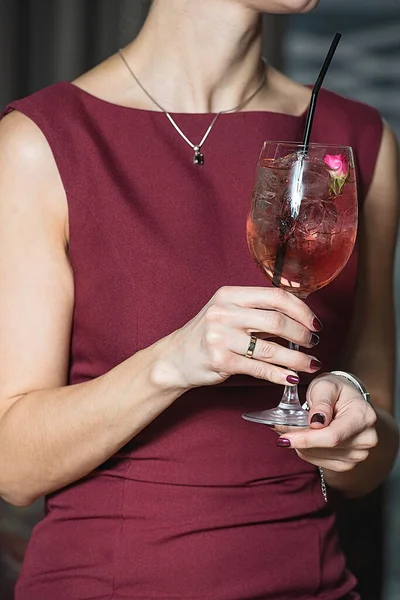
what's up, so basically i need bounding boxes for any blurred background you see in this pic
[0,0,399,598]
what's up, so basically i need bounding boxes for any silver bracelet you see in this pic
[329,370,371,404]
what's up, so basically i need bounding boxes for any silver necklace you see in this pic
[118,49,267,166]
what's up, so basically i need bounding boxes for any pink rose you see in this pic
[324,154,349,178]
[324,154,350,195]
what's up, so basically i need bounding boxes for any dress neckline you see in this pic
[60,80,310,121]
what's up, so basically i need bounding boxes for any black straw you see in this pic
[302,32,342,152]
[272,32,342,288]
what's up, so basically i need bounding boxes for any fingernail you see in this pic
[277,437,291,447]
[311,413,326,425]
[286,375,299,384]
[312,317,323,332]
[310,333,320,346]
[310,359,323,371]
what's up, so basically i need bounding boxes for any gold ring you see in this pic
[245,335,257,359]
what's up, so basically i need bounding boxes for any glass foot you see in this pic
[242,406,309,427]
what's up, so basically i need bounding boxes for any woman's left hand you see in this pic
[274,373,378,472]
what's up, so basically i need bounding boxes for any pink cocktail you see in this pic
[243,142,358,427]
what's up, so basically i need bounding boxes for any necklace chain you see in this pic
[118,49,267,165]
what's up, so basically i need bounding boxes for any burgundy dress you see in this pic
[2,83,382,600]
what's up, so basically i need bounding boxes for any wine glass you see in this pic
[243,141,358,427]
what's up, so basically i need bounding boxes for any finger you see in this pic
[305,377,339,428]
[275,416,362,450]
[273,424,295,436]
[233,334,322,373]
[212,286,323,332]
[275,415,378,450]
[228,354,300,386]
[226,305,320,348]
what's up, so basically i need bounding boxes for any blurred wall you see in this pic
[0,0,150,106]
[284,0,400,135]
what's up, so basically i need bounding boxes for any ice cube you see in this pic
[320,199,338,233]
[299,158,331,200]
[274,154,332,201]
[252,190,277,221]
[294,198,325,236]
[257,163,282,193]
[274,152,301,170]
[293,197,338,237]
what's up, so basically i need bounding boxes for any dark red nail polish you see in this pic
[311,333,320,346]
[312,317,323,332]
[277,438,291,447]
[310,359,323,371]
[311,413,326,425]
[286,375,299,384]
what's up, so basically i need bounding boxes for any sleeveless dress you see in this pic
[2,83,382,600]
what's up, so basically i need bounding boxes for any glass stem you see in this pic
[278,342,302,410]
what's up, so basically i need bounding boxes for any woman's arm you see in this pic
[275,121,400,498]
[340,120,398,415]
[0,111,323,507]
[0,112,185,507]
[322,120,400,495]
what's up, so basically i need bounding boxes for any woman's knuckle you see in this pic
[272,287,286,303]
[300,327,312,344]
[268,311,284,333]
[258,341,275,360]
[302,304,314,321]
[214,286,232,303]
[252,362,269,380]
[326,380,338,396]
[288,352,303,372]
[208,347,226,370]
[293,352,306,370]
[204,328,221,347]
[328,431,341,448]
[317,379,337,397]
[300,437,312,450]
[205,303,225,323]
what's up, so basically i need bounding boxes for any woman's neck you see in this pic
[122,0,264,113]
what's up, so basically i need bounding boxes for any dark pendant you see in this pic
[193,150,204,166]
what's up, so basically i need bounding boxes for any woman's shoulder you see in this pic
[1,82,78,174]
[0,101,67,243]
[0,83,84,209]
[0,103,56,172]
[1,81,82,124]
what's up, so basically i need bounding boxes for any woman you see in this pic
[0,0,398,598]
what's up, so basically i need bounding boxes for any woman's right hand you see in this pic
[154,286,323,391]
